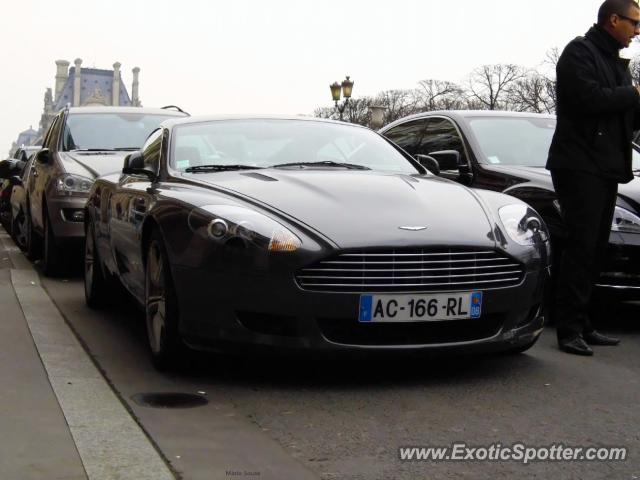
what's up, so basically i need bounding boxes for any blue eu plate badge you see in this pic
[470,291,482,319]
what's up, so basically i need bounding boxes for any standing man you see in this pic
[547,0,640,355]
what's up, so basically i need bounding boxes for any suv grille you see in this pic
[296,248,525,293]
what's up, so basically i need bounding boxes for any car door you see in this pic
[30,115,62,232]
[109,129,163,300]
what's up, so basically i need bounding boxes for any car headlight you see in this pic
[612,206,640,234]
[194,205,302,252]
[498,204,549,245]
[55,174,93,195]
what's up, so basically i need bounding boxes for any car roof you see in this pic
[159,114,369,129]
[66,106,188,117]
[381,110,555,131]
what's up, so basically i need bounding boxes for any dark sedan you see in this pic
[380,111,640,300]
[84,116,550,369]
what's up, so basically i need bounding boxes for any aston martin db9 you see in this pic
[84,116,550,369]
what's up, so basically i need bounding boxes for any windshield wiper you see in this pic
[271,160,370,170]
[184,164,264,173]
[633,169,640,175]
[113,147,140,151]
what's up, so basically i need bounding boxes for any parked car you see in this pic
[84,115,550,370]
[0,146,40,232]
[26,105,187,275]
[380,111,640,300]
[9,154,37,253]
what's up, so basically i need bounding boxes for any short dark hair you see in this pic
[598,0,640,24]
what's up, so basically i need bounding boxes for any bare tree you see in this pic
[373,89,419,124]
[466,64,526,110]
[415,79,465,111]
[630,56,640,86]
[506,72,556,113]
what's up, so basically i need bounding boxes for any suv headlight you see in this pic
[612,206,640,234]
[498,204,549,245]
[55,174,93,195]
[192,205,302,252]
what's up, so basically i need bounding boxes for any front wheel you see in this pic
[145,230,187,371]
[84,220,108,309]
[42,209,65,276]
[24,208,41,260]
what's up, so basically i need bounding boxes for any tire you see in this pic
[24,208,41,260]
[42,209,65,276]
[84,220,108,309]
[145,230,187,371]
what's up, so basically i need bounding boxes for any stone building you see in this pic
[8,126,39,157]
[9,59,142,156]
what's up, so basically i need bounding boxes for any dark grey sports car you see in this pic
[84,116,550,369]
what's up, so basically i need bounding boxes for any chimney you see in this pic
[112,62,121,106]
[131,67,140,107]
[73,58,82,106]
[54,60,70,102]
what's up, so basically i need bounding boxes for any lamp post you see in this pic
[368,105,386,130]
[330,76,354,121]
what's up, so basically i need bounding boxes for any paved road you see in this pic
[37,268,640,480]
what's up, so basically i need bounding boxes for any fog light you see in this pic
[62,208,85,222]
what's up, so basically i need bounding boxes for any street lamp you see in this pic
[330,76,354,121]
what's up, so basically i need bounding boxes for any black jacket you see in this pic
[546,25,640,183]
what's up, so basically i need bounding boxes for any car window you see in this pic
[418,118,467,164]
[382,119,428,156]
[141,129,164,172]
[43,116,60,150]
[467,117,556,167]
[171,120,420,174]
[62,113,177,151]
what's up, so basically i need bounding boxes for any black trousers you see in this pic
[550,169,618,341]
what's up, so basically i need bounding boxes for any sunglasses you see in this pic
[617,13,640,28]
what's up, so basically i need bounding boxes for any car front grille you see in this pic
[296,248,525,293]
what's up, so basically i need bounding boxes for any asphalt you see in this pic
[0,227,174,480]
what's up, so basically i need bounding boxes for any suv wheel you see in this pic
[42,209,65,276]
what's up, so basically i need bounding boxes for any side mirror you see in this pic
[9,175,22,187]
[414,154,440,175]
[122,151,155,180]
[428,150,463,171]
[35,148,51,165]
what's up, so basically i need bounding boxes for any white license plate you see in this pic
[358,292,483,322]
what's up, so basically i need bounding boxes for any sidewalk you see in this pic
[0,227,175,480]
[0,229,87,479]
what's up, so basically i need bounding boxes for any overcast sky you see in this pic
[2,0,639,154]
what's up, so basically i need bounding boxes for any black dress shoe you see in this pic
[558,335,594,356]
[583,330,620,346]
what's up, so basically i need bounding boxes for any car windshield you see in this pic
[469,116,640,170]
[171,119,419,174]
[62,113,177,151]
[467,116,556,167]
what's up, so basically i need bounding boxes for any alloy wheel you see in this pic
[146,242,167,355]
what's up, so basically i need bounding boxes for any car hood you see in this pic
[484,165,554,188]
[486,164,640,210]
[60,151,128,179]
[187,170,497,249]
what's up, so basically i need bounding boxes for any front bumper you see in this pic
[47,195,87,242]
[173,265,547,355]
[597,232,640,300]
